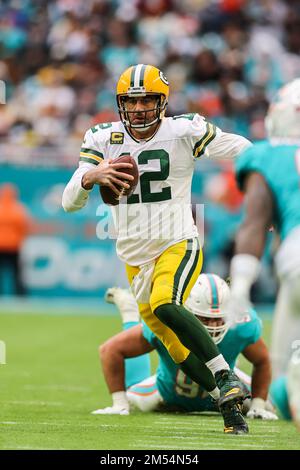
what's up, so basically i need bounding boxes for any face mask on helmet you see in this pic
[265,79,300,140]
[184,273,230,344]
[116,64,169,133]
[118,94,165,131]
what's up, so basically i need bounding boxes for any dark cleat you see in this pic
[215,369,251,407]
[220,401,249,435]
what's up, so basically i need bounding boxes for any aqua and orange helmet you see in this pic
[185,274,230,344]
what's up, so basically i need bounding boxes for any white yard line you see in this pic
[155,419,280,433]
[133,442,270,450]
[0,421,98,428]
[23,384,91,392]
[4,400,63,406]
[134,431,275,441]
[4,446,67,450]
[0,421,18,425]
[143,432,276,442]
[132,441,265,450]
[155,423,279,433]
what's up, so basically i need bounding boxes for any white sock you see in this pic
[208,387,220,401]
[121,306,140,324]
[116,291,140,324]
[205,354,230,375]
[112,391,129,410]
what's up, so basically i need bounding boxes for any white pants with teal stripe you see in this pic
[127,375,163,412]
[126,368,254,413]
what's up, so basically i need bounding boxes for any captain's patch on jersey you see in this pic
[110,132,124,144]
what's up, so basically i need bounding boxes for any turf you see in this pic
[0,311,299,450]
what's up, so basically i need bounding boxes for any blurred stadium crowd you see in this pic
[0,0,300,166]
[0,0,298,299]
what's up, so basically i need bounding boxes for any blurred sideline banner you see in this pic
[0,163,247,299]
[0,165,128,298]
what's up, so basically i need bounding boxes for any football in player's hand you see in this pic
[100,155,139,206]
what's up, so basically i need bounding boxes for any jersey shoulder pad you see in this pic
[235,140,270,190]
[80,121,121,165]
[88,121,122,144]
[233,308,262,344]
[166,113,207,138]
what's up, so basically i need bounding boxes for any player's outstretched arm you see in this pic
[244,339,271,400]
[190,114,251,161]
[227,173,274,323]
[92,325,154,415]
[242,339,278,420]
[205,130,252,161]
[235,172,274,258]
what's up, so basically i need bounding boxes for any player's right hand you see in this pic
[246,398,278,420]
[226,293,251,327]
[91,406,129,415]
[82,159,134,193]
[246,407,278,420]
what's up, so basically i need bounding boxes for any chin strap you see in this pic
[127,116,160,130]
[126,121,162,142]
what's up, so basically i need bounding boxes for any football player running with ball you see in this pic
[62,64,252,434]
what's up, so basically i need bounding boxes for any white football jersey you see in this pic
[62,113,251,266]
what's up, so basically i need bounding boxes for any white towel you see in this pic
[131,261,155,304]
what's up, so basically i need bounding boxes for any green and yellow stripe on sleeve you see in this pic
[79,148,104,165]
[193,122,217,159]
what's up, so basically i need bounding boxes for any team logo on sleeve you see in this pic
[110,132,124,144]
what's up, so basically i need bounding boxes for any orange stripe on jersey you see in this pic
[127,390,158,397]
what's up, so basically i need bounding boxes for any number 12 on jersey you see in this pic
[127,149,172,204]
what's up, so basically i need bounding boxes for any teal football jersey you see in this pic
[269,376,291,420]
[142,309,261,412]
[236,141,300,240]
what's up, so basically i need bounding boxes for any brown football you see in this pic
[100,155,139,206]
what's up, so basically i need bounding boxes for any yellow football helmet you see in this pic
[116,64,169,130]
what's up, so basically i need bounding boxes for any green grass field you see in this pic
[0,310,299,450]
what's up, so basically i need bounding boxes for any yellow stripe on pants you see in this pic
[126,239,203,363]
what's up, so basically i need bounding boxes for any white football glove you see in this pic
[246,398,278,420]
[226,293,252,327]
[91,406,129,416]
[104,287,140,323]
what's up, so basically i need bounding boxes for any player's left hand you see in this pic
[247,408,278,420]
[91,406,129,415]
[226,293,251,327]
[246,398,278,420]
